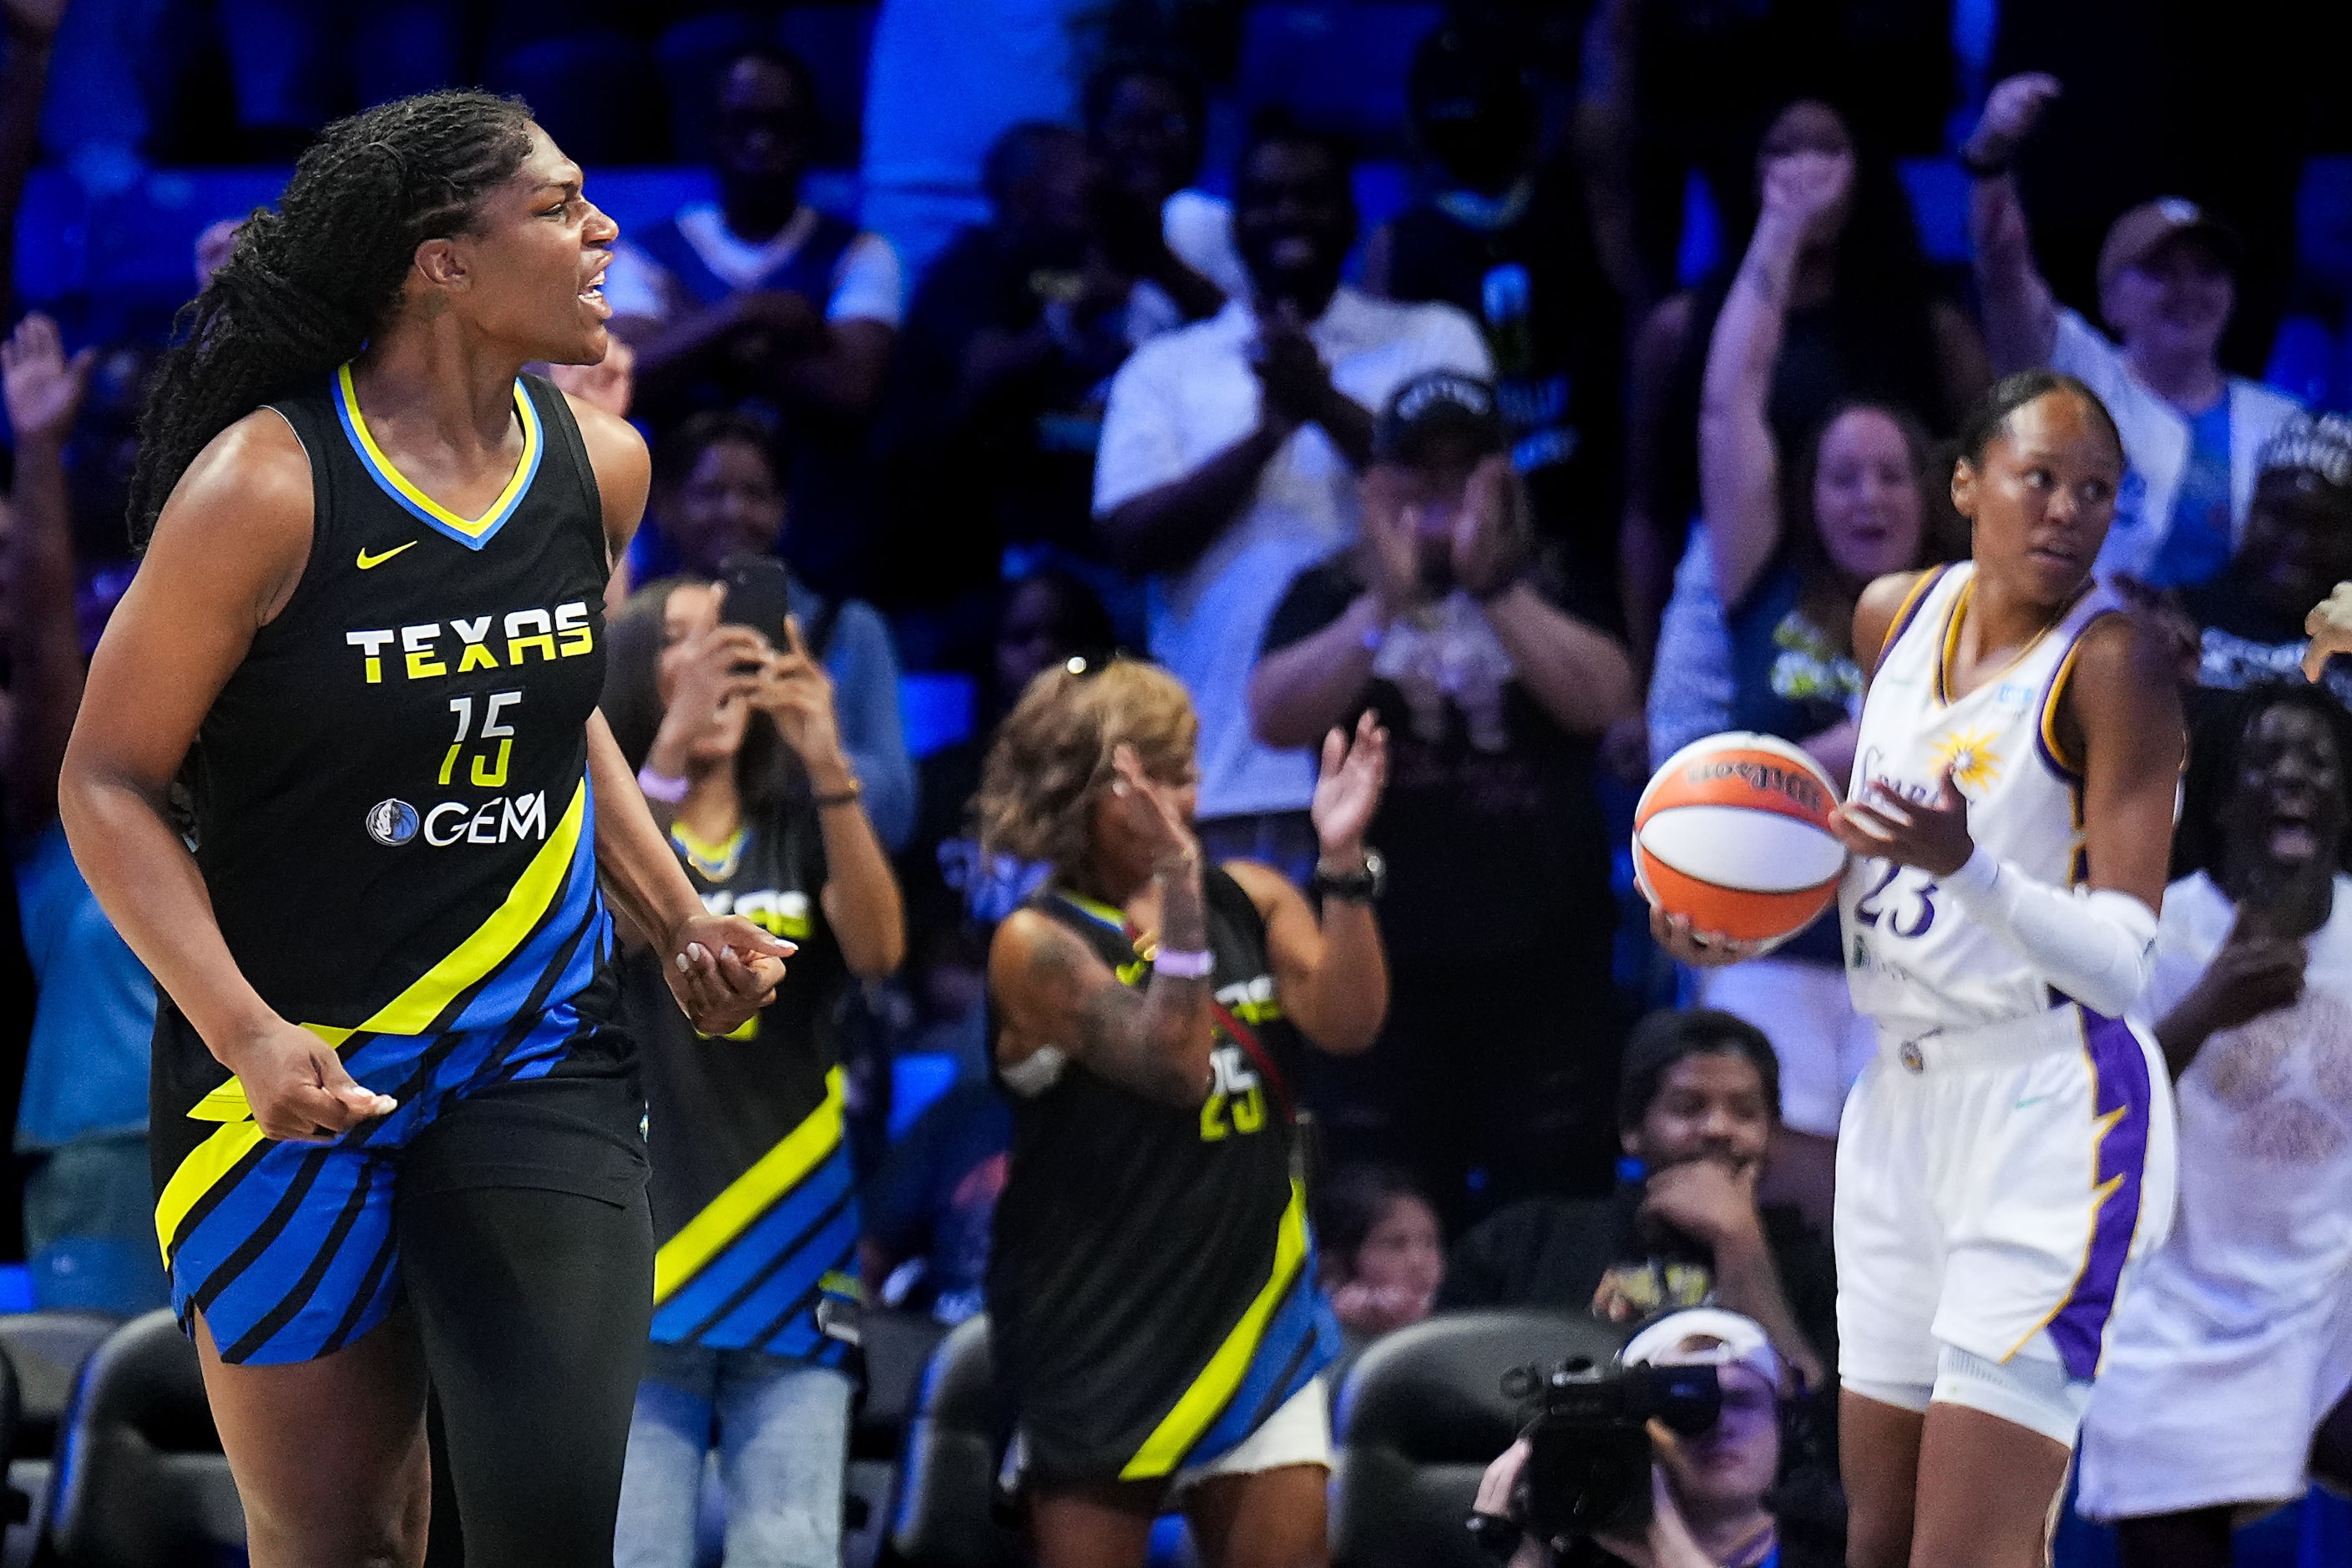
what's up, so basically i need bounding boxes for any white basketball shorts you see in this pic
[1835,1001,2177,1409]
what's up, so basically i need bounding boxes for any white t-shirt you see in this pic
[1126,190,1251,346]
[2051,308,2301,584]
[1093,287,1492,818]
[2133,870,2352,1324]
[601,203,905,328]
[2076,868,2352,1518]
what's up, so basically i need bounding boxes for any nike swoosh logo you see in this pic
[2015,1094,2051,1110]
[356,541,417,570]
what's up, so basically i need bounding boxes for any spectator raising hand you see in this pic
[5,312,98,838]
[3,311,170,1318]
[3,311,95,443]
[1966,68,2303,589]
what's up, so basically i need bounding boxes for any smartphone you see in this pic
[718,554,794,648]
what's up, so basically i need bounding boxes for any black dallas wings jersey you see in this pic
[624,810,857,1363]
[985,869,1338,1485]
[155,367,617,1220]
[185,366,613,1038]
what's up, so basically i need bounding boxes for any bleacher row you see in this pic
[0,1302,1678,1568]
[0,1303,2334,1568]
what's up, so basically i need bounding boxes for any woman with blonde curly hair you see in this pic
[979,657,1390,1568]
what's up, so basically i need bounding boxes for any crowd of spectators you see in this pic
[8,0,2352,1562]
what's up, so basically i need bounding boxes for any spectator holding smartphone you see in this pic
[602,569,906,1568]
[640,412,915,849]
[2076,683,2352,1565]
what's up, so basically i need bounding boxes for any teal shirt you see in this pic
[13,821,154,1150]
[2146,397,2234,589]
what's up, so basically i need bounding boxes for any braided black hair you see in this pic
[129,90,537,548]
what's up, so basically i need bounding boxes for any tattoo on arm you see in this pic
[1058,861,1216,1105]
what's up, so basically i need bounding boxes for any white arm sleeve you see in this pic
[1944,847,2158,1018]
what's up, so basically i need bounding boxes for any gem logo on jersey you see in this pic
[365,798,421,846]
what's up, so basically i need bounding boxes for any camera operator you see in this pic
[1472,1310,1816,1568]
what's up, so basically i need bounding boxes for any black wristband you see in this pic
[1313,847,1385,904]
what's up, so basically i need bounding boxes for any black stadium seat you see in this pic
[885,1315,1021,1568]
[1331,1309,1627,1568]
[0,1311,121,1561]
[46,1310,241,1568]
[0,1313,120,1464]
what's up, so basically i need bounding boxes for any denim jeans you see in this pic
[23,1132,169,1315]
[615,1343,852,1568]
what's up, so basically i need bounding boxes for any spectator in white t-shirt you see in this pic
[2077,683,2352,1564]
[604,44,903,598]
[1094,116,1491,875]
[1965,73,2300,592]
[1083,55,1250,342]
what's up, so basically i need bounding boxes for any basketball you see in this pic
[1634,732,1848,947]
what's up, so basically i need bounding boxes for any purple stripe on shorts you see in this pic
[2044,1008,2152,1381]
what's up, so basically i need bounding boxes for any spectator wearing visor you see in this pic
[1250,372,1637,1223]
[1966,73,2302,591]
[1471,1308,1836,1568]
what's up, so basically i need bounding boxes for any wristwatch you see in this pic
[1313,847,1386,903]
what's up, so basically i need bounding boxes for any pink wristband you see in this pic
[1152,948,1215,979]
[636,764,690,804]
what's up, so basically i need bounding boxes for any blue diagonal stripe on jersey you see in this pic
[1171,1262,1338,1469]
[650,1151,854,1342]
[693,1203,861,1349]
[445,804,604,1034]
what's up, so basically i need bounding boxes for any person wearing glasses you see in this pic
[976,656,1389,1568]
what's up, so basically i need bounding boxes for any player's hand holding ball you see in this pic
[1635,734,1846,967]
[665,913,793,1038]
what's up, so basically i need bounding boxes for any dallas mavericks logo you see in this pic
[366,798,420,846]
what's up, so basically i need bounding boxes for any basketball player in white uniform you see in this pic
[1660,370,2184,1568]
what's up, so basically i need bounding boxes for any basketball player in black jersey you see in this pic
[977,658,1389,1568]
[57,94,789,1566]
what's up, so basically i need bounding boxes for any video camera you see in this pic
[1501,1355,1722,1545]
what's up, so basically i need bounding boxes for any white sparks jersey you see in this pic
[1840,564,2124,1037]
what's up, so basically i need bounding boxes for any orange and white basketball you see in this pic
[1634,732,1848,947]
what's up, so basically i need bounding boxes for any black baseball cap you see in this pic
[1373,372,1508,467]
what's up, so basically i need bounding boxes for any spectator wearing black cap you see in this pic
[1367,22,1626,590]
[1248,372,1636,1225]
[1437,1008,1834,1398]
[1966,73,2303,592]
[1095,116,1490,883]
